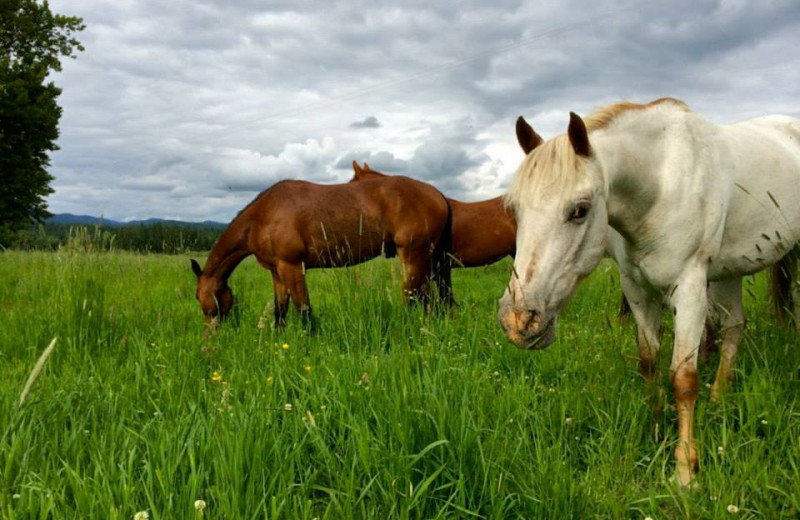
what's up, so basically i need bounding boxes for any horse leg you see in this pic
[668,265,707,487]
[277,261,315,330]
[430,228,455,309]
[769,247,799,329]
[619,274,663,409]
[270,268,290,329]
[397,245,431,310]
[709,279,745,401]
[791,251,800,331]
[430,247,454,308]
[698,320,718,366]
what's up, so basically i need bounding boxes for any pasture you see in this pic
[0,250,798,518]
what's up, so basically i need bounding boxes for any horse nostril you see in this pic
[514,308,539,331]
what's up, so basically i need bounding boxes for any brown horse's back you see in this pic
[450,197,516,267]
[242,177,449,268]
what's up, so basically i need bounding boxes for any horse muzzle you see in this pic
[497,305,557,350]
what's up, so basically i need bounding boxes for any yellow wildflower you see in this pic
[281,343,290,350]
[211,371,222,382]
[305,365,312,372]
[267,375,274,384]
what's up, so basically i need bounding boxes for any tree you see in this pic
[0,0,84,247]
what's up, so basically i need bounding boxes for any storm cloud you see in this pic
[350,116,382,128]
[46,0,800,221]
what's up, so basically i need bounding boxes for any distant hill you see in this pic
[47,213,227,229]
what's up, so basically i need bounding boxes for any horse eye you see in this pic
[568,201,590,222]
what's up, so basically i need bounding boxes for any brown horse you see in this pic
[350,161,517,267]
[191,175,453,328]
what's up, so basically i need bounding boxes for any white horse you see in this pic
[498,98,800,486]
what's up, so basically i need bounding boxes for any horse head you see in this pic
[498,113,608,349]
[191,258,234,325]
[349,160,386,182]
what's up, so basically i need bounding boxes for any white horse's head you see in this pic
[498,113,608,349]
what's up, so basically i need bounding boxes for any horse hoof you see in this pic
[710,379,730,403]
[669,471,700,491]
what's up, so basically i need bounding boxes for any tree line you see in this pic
[14,222,223,254]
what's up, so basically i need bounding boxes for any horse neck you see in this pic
[203,219,253,281]
[592,117,673,242]
[351,171,387,182]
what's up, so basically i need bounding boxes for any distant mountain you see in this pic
[47,213,227,229]
[48,214,119,226]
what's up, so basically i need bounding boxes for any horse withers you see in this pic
[499,98,800,486]
[191,174,453,329]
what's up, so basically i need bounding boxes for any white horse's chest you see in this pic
[618,195,720,290]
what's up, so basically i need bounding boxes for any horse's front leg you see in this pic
[668,265,708,487]
[619,273,664,411]
[708,279,745,401]
[278,260,315,332]
[397,245,431,310]
[270,268,290,329]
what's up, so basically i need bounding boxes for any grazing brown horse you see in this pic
[350,161,517,267]
[191,175,453,328]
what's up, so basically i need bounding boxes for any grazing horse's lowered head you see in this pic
[191,258,234,325]
[498,113,609,349]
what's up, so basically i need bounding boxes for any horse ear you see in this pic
[352,160,363,177]
[363,162,371,171]
[515,116,543,154]
[191,258,203,278]
[567,112,591,157]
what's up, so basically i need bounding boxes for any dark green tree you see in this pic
[0,0,84,247]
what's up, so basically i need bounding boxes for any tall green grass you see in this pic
[0,250,798,518]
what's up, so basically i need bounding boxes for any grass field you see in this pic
[0,250,798,519]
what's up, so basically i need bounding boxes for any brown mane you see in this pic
[581,97,689,132]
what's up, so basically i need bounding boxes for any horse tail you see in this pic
[431,194,454,307]
[769,251,794,327]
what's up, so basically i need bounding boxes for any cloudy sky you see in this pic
[46,0,800,222]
